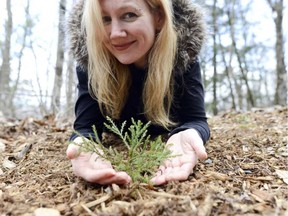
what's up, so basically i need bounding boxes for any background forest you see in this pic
[0,0,287,120]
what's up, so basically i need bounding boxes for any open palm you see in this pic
[150,129,207,185]
[66,138,131,185]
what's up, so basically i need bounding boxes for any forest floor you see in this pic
[0,106,287,216]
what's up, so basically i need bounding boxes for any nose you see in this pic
[109,21,127,39]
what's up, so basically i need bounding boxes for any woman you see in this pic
[66,0,210,185]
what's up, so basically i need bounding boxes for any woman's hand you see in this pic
[66,137,131,185]
[150,129,207,185]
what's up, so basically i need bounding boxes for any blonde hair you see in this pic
[83,0,177,128]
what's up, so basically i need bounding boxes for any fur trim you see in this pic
[67,0,207,72]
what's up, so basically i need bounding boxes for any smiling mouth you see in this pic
[113,41,135,51]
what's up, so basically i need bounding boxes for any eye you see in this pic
[122,12,138,21]
[102,16,111,25]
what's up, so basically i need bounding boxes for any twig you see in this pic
[242,176,274,181]
[81,204,98,216]
[85,194,111,208]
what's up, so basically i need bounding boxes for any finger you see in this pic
[154,165,165,177]
[67,137,93,159]
[66,144,80,159]
[184,129,207,160]
[159,165,165,173]
[98,171,132,185]
[150,174,167,185]
[81,168,117,183]
[71,156,131,185]
[163,167,173,175]
[191,139,207,160]
[150,165,168,185]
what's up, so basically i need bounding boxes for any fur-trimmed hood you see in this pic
[67,0,207,72]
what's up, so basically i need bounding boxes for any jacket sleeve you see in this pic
[169,61,210,144]
[70,66,105,141]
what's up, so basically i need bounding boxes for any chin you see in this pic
[117,58,135,65]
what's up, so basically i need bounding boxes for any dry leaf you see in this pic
[275,170,288,184]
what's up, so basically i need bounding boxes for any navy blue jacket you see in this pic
[71,61,210,143]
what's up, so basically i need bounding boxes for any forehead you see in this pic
[99,0,148,12]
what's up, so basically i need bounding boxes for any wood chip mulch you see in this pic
[0,107,287,215]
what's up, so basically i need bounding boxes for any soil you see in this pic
[0,107,287,216]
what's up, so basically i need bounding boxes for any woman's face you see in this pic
[100,0,162,68]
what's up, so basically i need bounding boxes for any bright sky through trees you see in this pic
[0,0,287,118]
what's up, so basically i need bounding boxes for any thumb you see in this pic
[187,129,208,160]
[67,136,89,159]
[66,143,80,160]
[192,142,207,160]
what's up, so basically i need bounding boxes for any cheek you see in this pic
[146,24,156,41]
[136,26,156,44]
[102,38,112,51]
[104,26,110,37]
[143,30,156,48]
[102,28,110,45]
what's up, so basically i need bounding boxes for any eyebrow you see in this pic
[101,5,142,15]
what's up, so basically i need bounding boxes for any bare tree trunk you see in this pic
[218,36,236,110]
[239,1,255,110]
[0,0,13,114]
[267,0,287,106]
[212,0,218,115]
[226,1,255,108]
[8,0,31,116]
[51,0,67,114]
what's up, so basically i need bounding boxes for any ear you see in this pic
[154,10,164,32]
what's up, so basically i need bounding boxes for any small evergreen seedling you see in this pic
[73,117,173,183]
